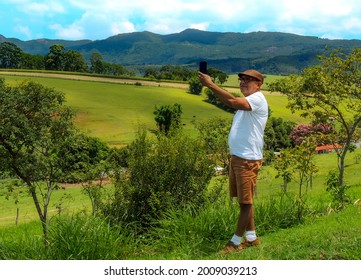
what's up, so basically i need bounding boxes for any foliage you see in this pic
[275,136,319,195]
[0,42,23,68]
[290,123,334,146]
[0,78,111,246]
[144,65,194,81]
[188,76,203,95]
[62,50,88,72]
[207,67,229,84]
[264,117,295,151]
[153,103,183,135]
[45,44,65,70]
[90,52,105,74]
[325,170,350,211]
[102,128,214,230]
[58,134,111,183]
[269,48,361,186]
[205,87,236,113]
[194,116,231,168]
[20,53,45,69]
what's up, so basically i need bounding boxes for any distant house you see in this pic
[315,144,342,154]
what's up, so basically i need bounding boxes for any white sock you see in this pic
[230,234,243,245]
[245,231,257,242]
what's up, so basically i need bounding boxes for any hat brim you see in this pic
[238,73,260,81]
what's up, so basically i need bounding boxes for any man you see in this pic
[199,69,268,254]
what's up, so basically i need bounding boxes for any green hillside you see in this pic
[2,29,361,75]
[0,73,302,146]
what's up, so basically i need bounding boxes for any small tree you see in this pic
[153,103,182,135]
[0,79,107,245]
[188,76,203,95]
[275,136,319,195]
[90,52,105,74]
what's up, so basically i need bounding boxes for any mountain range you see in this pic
[1,29,361,75]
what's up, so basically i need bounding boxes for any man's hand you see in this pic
[198,71,214,87]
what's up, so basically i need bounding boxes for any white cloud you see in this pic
[20,0,65,16]
[2,0,361,40]
[14,24,32,39]
[111,21,136,35]
[50,23,84,39]
[190,22,210,31]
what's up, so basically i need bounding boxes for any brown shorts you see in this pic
[229,155,262,204]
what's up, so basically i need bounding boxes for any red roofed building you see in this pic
[315,144,342,154]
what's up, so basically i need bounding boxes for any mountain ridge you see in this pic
[1,29,361,74]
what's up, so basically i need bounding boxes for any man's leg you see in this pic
[236,203,253,237]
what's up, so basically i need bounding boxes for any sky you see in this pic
[1,0,361,41]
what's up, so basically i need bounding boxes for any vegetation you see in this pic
[153,103,183,135]
[269,48,361,187]
[1,151,360,259]
[3,29,361,75]
[102,128,214,230]
[0,78,110,245]
[1,47,361,261]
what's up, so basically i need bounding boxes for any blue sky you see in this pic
[1,0,361,41]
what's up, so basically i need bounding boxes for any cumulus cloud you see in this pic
[14,24,32,39]
[50,23,84,39]
[1,0,361,40]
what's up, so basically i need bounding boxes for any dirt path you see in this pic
[0,70,191,89]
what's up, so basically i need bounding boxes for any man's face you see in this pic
[239,76,262,96]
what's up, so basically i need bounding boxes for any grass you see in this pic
[0,74,233,146]
[1,190,360,260]
[0,184,92,227]
[1,150,360,259]
[0,72,304,146]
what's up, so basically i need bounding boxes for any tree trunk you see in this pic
[15,208,19,226]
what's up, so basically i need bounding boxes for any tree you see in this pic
[269,48,361,186]
[63,50,88,72]
[90,52,105,74]
[207,67,228,84]
[45,44,65,70]
[0,42,23,68]
[290,123,333,146]
[0,78,101,245]
[275,136,318,222]
[264,117,295,151]
[153,103,182,135]
[21,53,45,70]
[188,76,203,95]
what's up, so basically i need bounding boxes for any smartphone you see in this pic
[199,61,207,74]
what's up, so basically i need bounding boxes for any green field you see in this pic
[0,73,302,146]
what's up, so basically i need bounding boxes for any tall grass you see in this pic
[1,187,359,260]
[46,214,135,260]
[0,214,136,260]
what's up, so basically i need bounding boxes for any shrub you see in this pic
[102,128,214,230]
[325,170,350,211]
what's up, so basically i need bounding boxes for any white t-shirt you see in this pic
[228,91,268,160]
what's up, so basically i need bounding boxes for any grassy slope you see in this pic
[0,73,304,146]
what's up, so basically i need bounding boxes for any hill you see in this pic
[1,29,361,74]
